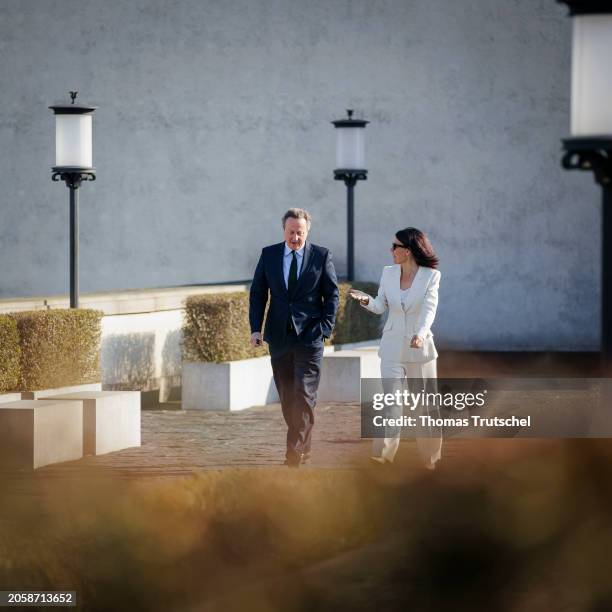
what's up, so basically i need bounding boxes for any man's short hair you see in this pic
[282,208,312,229]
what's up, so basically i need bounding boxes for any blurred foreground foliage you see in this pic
[2,441,612,610]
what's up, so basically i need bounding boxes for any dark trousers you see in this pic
[270,329,324,464]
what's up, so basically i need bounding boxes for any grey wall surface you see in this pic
[0,0,600,350]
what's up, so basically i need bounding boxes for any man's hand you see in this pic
[250,332,263,347]
[410,335,424,348]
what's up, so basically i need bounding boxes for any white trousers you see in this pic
[372,358,443,465]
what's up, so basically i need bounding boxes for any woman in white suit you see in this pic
[349,227,442,469]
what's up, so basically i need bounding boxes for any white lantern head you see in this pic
[560,1,612,136]
[332,109,369,171]
[49,91,96,171]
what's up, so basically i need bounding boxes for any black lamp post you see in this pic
[49,91,96,309]
[332,109,369,282]
[558,2,612,374]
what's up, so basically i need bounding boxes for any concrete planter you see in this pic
[332,339,381,351]
[21,382,102,400]
[45,391,141,455]
[0,400,83,469]
[182,345,380,411]
[182,356,279,411]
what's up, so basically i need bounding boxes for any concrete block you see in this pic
[21,382,103,400]
[45,391,141,455]
[318,354,362,402]
[182,357,279,411]
[318,349,381,403]
[0,400,83,469]
[0,393,21,404]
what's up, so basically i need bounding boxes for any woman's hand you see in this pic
[348,289,370,306]
[410,335,424,348]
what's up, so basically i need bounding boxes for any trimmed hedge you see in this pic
[0,315,21,393]
[183,292,269,363]
[332,281,381,345]
[11,309,103,391]
[182,281,382,363]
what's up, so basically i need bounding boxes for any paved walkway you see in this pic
[1,403,370,482]
[0,401,486,488]
[2,372,601,484]
[103,403,371,475]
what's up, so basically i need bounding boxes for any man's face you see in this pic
[284,217,309,250]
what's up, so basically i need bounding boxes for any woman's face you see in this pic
[390,237,410,264]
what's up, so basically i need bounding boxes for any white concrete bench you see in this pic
[0,400,83,469]
[21,382,102,400]
[0,393,21,404]
[45,391,141,456]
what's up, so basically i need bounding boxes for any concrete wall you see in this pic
[0,0,599,350]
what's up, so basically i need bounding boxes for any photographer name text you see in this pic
[372,415,531,428]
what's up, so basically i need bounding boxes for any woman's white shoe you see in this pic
[370,456,390,465]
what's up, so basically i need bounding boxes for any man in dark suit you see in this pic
[249,208,339,467]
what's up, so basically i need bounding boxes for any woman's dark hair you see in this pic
[395,227,439,269]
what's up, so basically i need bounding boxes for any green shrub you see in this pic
[183,281,382,363]
[11,309,102,391]
[0,315,21,392]
[332,281,382,345]
[183,292,269,363]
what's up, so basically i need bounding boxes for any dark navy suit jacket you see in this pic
[249,241,339,348]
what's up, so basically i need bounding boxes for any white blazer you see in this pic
[363,264,441,363]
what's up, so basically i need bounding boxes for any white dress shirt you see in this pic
[283,244,304,288]
[400,287,411,311]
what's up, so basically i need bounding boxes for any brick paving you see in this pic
[95,402,371,475]
[0,374,604,486]
[0,403,360,482]
[46,382,600,478]
[0,401,483,491]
